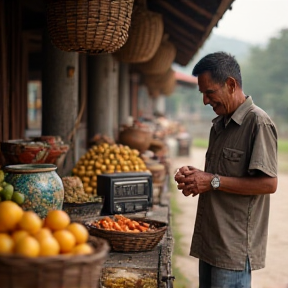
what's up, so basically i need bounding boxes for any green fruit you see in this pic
[1,184,14,200]
[11,191,25,205]
[0,170,4,183]
[1,181,7,187]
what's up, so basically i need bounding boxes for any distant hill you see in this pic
[173,34,252,74]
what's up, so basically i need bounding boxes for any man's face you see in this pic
[197,71,233,116]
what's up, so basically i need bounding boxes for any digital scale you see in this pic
[97,172,153,215]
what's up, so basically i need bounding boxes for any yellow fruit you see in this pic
[14,235,40,257]
[72,243,93,255]
[66,223,89,244]
[18,211,42,234]
[53,230,76,253]
[44,210,70,231]
[0,201,24,232]
[38,236,60,256]
[0,233,14,254]
[11,230,29,244]
[34,227,52,241]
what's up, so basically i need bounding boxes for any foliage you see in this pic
[241,29,288,130]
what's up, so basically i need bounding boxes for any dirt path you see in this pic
[171,147,288,288]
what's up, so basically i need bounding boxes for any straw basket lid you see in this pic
[114,0,164,63]
[46,0,134,54]
[136,35,177,75]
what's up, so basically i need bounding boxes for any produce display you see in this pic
[0,169,25,205]
[91,215,156,233]
[72,143,148,195]
[62,176,98,203]
[0,201,93,257]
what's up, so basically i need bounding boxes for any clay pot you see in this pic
[118,127,152,153]
[4,164,64,218]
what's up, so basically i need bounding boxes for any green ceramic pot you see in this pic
[4,164,64,218]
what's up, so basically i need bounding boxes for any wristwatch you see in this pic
[211,174,220,190]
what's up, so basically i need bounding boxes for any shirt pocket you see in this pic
[221,147,246,176]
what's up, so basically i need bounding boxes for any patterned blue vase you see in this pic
[4,164,64,218]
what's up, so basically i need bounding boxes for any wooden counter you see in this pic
[99,201,174,288]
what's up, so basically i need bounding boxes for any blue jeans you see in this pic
[199,258,251,288]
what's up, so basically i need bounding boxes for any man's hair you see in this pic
[192,52,242,88]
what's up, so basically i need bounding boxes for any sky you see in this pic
[212,0,288,44]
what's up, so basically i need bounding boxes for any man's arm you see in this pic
[175,166,277,197]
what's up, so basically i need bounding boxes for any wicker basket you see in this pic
[85,217,167,252]
[46,0,134,54]
[144,68,176,97]
[63,201,103,223]
[114,0,164,63]
[136,37,176,75]
[0,237,109,288]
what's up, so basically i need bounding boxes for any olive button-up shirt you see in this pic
[190,96,278,270]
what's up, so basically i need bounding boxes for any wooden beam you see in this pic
[157,0,206,32]
[169,33,197,52]
[180,0,213,19]
[163,17,199,44]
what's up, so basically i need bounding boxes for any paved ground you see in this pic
[171,147,288,288]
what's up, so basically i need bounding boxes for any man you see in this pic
[174,52,277,288]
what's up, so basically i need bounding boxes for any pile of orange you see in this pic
[0,201,93,257]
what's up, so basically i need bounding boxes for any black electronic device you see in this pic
[97,172,153,215]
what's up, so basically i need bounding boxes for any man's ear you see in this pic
[226,77,237,94]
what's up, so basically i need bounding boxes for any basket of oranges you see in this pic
[85,214,167,252]
[0,201,109,288]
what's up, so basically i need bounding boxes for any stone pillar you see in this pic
[42,29,79,176]
[87,54,119,141]
[118,63,130,127]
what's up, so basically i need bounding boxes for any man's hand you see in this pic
[174,166,213,197]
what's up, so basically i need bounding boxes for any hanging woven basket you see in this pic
[136,36,177,75]
[144,68,176,97]
[46,0,134,54]
[114,0,164,63]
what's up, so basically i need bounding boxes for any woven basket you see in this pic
[136,37,177,75]
[0,237,109,288]
[46,0,134,54]
[145,68,176,96]
[63,201,103,223]
[114,0,164,63]
[85,217,167,252]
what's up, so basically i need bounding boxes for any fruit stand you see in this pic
[0,133,174,288]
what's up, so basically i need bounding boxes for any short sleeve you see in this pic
[248,122,277,177]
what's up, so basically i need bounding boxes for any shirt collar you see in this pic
[212,96,254,127]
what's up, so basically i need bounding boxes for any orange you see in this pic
[66,223,89,244]
[72,243,93,255]
[0,233,14,254]
[18,211,42,234]
[44,210,70,231]
[11,230,29,244]
[0,201,24,232]
[34,227,52,242]
[53,230,76,253]
[38,236,60,256]
[14,235,40,257]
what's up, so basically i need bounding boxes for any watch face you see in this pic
[211,176,220,189]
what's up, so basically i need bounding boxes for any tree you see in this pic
[241,29,288,129]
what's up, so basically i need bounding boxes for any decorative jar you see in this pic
[4,164,64,218]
